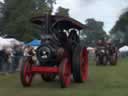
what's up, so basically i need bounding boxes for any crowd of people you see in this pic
[0,44,34,75]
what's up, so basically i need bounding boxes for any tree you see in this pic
[0,1,4,33]
[110,9,128,46]
[1,0,54,41]
[33,0,56,16]
[55,6,69,16]
[81,18,108,46]
[32,0,51,16]
[46,0,56,14]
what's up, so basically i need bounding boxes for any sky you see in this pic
[0,0,128,33]
[54,0,128,32]
[0,0,3,3]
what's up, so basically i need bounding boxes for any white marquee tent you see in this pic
[87,47,94,51]
[0,37,23,50]
[119,45,128,52]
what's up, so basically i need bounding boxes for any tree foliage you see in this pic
[0,1,4,32]
[0,0,56,41]
[110,9,128,46]
[81,18,108,46]
[55,6,69,16]
[0,0,70,42]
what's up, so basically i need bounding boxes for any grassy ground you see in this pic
[0,58,128,96]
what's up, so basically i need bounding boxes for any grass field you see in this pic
[0,58,128,96]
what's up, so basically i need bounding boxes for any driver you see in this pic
[105,40,116,54]
[55,31,68,48]
[96,40,105,47]
[55,31,71,61]
[95,39,106,55]
[56,30,80,61]
[68,29,80,43]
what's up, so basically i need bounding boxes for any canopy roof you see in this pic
[31,15,87,31]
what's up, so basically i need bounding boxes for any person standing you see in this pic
[7,47,15,73]
[0,49,4,72]
[13,45,23,71]
[1,48,9,75]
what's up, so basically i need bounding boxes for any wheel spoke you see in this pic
[59,58,71,88]
[22,60,32,86]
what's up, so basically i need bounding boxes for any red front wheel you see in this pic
[20,58,33,87]
[59,58,71,88]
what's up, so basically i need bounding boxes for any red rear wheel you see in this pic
[59,58,71,88]
[80,48,88,81]
[20,58,33,87]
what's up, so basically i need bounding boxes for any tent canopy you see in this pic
[26,39,41,46]
[87,47,95,51]
[0,37,22,50]
[119,45,128,52]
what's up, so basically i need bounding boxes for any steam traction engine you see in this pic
[20,15,88,88]
[95,41,118,65]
